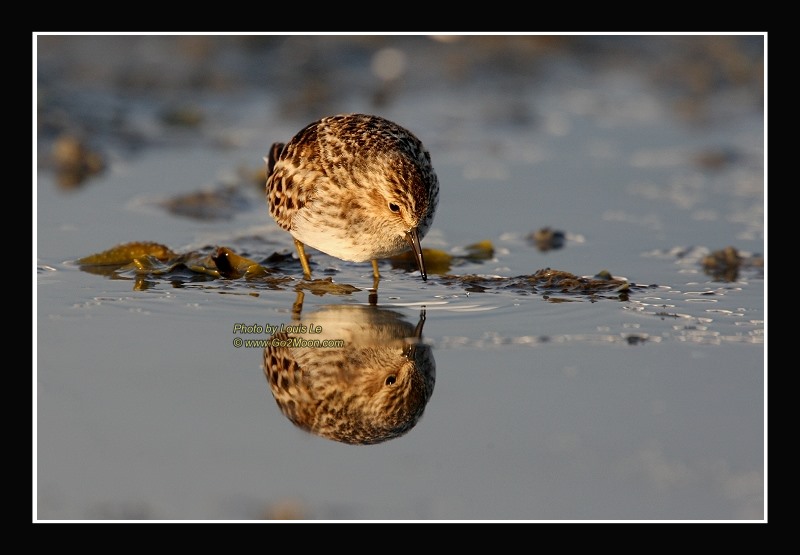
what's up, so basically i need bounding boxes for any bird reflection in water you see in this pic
[263,301,435,445]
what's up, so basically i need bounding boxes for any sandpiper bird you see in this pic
[265,114,439,281]
[262,305,435,445]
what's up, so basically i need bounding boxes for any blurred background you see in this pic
[37,34,763,186]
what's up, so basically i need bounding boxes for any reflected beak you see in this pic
[404,309,427,358]
[405,228,427,281]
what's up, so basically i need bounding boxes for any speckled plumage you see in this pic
[262,306,435,445]
[266,113,439,280]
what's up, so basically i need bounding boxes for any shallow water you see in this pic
[35,34,765,521]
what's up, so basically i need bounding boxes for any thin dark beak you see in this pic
[405,228,427,281]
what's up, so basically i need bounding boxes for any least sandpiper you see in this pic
[266,113,439,281]
[262,305,435,445]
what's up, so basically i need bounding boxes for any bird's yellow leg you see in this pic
[372,259,383,289]
[294,239,312,280]
[370,259,381,305]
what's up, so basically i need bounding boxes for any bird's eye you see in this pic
[385,375,397,386]
[388,202,400,213]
